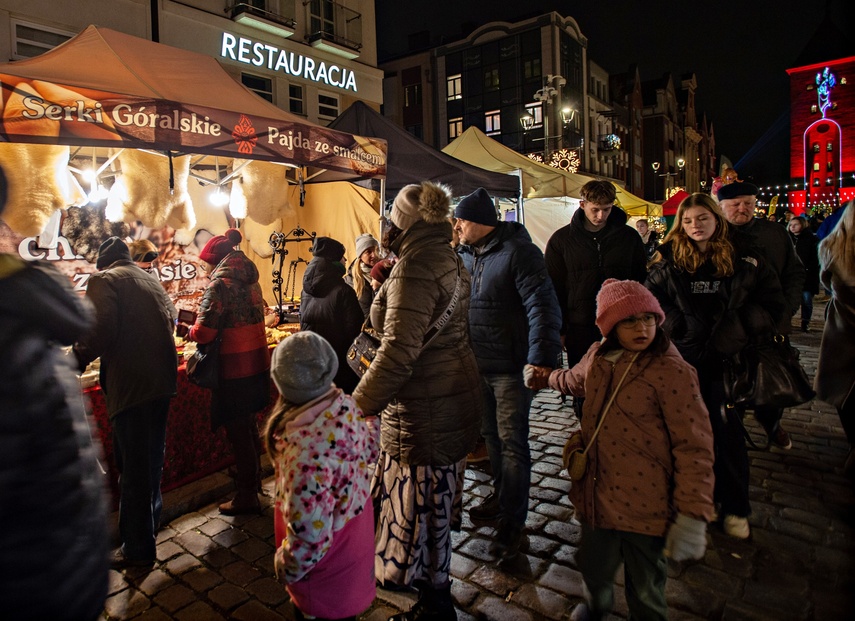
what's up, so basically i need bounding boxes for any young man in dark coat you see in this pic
[788,215,820,332]
[454,188,562,561]
[74,237,178,567]
[718,181,805,449]
[300,236,363,394]
[545,180,648,367]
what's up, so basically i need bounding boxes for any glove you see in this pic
[523,364,536,388]
[664,514,707,562]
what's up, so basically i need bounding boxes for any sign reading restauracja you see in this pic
[220,32,358,93]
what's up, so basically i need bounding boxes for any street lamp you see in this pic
[531,74,567,160]
[652,161,660,202]
[520,115,534,152]
[677,157,686,189]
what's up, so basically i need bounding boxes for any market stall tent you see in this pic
[329,101,519,200]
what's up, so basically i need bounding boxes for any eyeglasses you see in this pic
[617,313,658,329]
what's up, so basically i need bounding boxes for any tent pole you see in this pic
[517,169,524,225]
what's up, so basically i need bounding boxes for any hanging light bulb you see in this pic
[210,185,230,207]
[82,168,97,184]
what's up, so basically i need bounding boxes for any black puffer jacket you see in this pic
[301,256,364,393]
[544,206,647,360]
[789,230,820,295]
[645,239,787,371]
[353,220,483,466]
[0,257,108,621]
[457,222,562,373]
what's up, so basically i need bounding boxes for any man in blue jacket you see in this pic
[454,188,562,561]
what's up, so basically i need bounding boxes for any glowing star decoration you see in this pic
[549,148,580,173]
[232,114,258,155]
[816,67,837,118]
[527,153,544,163]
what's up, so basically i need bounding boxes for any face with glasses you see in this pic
[615,313,658,352]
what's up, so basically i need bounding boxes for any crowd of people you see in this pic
[3,162,854,620]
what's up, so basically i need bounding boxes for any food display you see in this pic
[79,357,100,389]
[266,323,299,346]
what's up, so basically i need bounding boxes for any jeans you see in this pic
[112,397,170,560]
[577,525,667,621]
[800,290,813,323]
[480,373,533,529]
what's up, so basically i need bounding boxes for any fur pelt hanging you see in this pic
[0,143,73,237]
[243,215,281,258]
[230,159,292,225]
[173,179,230,246]
[107,150,195,230]
[61,204,131,264]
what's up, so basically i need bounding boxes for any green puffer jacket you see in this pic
[352,220,483,466]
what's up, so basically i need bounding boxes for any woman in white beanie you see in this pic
[547,279,715,621]
[265,331,378,621]
[345,233,381,318]
[353,181,483,621]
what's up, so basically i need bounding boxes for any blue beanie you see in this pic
[454,188,498,226]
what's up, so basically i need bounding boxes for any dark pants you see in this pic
[753,404,784,438]
[577,525,668,621]
[702,379,751,517]
[112,397,170,560]
[224,414,260,496]
[481,373,533,529]
[800,290,814,324]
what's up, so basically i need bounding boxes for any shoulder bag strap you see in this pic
[421,258,462,349]
[582,351,640,457]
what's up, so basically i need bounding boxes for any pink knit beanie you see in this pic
[595,279,665,336]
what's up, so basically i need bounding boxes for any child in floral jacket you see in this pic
[265,331,379,621]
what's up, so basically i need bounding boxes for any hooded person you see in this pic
[183,227,271,515]
[299,236,363,394]
[352,181,484,620]
[346,233,382,318]
[263,331,378,619]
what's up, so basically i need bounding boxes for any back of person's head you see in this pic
[128,239,159,263]
[661,192,734,277]
[265,331,339,456]
[96,237,132,269]
[199,228,242,266]
[390,181,452,232]
[819,200,855,272]
[370,259,394,287]
[580,180,616,205]
[311,236,346,262]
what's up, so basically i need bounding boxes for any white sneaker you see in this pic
[723,515,750,539]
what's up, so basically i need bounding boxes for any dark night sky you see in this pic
[375,0,852,185]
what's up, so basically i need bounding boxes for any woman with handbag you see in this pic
[352,181,483,621]
[815,201,855,475]
[646,193,787,539]
[181,228,270,515]
[546,279,714,621]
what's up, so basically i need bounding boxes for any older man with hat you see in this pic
[74,237,178,568]
[718,181,805,449]
[454,187,562,561]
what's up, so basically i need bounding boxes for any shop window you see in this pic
[242,73,274,103]
[485,109,501,136]
[289,84,305,115]
[404,83,422,108]
[318,92,339,119]
[11,19,73,59]
[448,117,463,140]
[447,74,462,101]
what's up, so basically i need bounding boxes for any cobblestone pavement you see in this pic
[103,305,855,620]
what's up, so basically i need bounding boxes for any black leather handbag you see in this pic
[723,335,815,409]
[346,327,382,378]
[186,338,221,389]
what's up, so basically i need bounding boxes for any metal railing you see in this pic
[228,2,297,29]
[303,0,362,51]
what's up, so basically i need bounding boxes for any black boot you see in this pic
[389,583,456,621]
[801,320,809,332]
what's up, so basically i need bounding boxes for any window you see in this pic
[289,84,305,115]
[484,68,499,90]
[523,58,541,80]
[11,20,73,59]
[827,162,834,172]
[242,73,274,102]
[827,141,833,151]
[813,143,820,153]
[485,109,501,136]
[525,103,543,127]
[814,162,820,172]
[318,92,339,118]
[826,177,833,186]
[448,117,463,140]
[447,74,462,101]
[307,0,362,51]
[404,84,422,108]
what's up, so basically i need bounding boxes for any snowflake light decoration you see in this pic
[527,153,544,163]
[548,148,580,173]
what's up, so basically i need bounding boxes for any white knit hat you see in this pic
[354,233,379,259]
[270,331,338,404]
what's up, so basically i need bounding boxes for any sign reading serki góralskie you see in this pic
[0,76,385,178]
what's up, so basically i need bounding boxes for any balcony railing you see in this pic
[228,2,297,37]
[304,0,362,56]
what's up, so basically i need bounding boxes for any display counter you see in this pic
[86,364,277,503]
